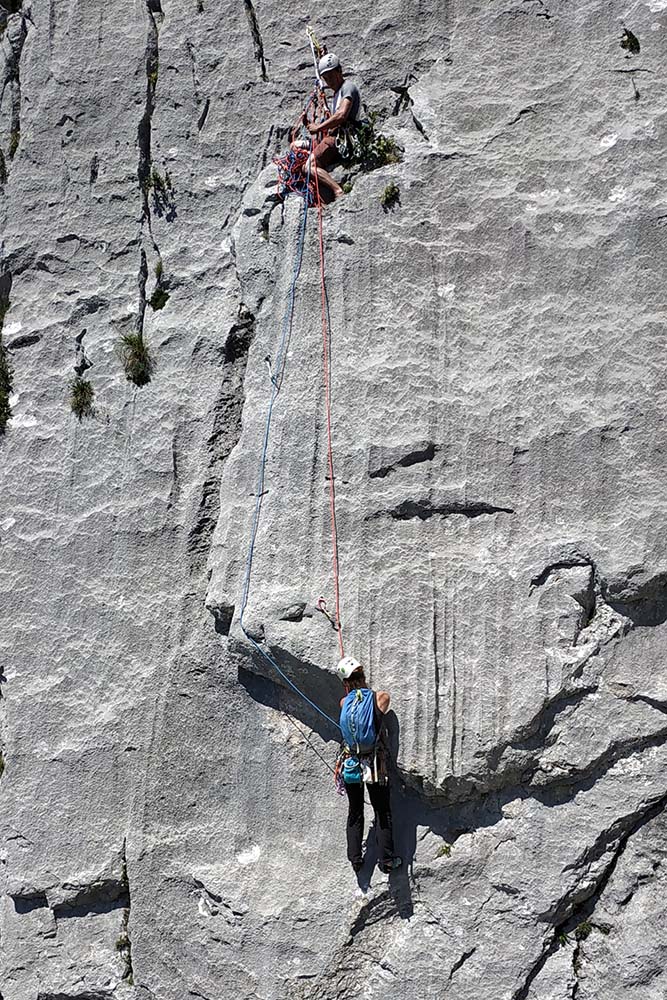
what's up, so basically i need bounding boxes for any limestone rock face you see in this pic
[2,1,667,998]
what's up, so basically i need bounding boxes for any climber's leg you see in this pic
[344,781,365,869]
[367,782,396,869]
[307,137,344,199]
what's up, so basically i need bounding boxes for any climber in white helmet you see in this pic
[335,655,402,877]
[302,52,361,200]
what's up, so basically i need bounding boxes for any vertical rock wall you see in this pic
[1,1,667,998]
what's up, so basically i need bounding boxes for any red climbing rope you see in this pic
[312,154,345,660]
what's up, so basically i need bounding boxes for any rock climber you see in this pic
[336,656,402,875]
[302,52,361,200]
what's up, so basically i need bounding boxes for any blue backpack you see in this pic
[340,689,377,753]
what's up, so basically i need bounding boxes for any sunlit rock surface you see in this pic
[2,1,667,998]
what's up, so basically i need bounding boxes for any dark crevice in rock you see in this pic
[448,947,476,980]
[530,556,594,592]
[369,441,437,479]
[0,2,28,167]
[506,107,536,127]
[137,249,148,335]
[411,112,430,141]
[116,839,134,984]
[243,0,268,81]
[73,329,92,375]
[374,498,514,521]
[6,331,39,349]
[211,602,235,635]
[138,0,160,222]
[187,304,257,573]
[0,269,14,435]
[52,878,130,918]
[627,693,667,715]
[197,96,210,132]
[12,892,49,913]
[390,72,417,116]
[604,571,667,627]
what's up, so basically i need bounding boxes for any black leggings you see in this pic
[344,781,394,866]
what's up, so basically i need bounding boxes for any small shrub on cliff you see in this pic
[353,112,402,172]
[70,377,95,420]
[120,332,154,387]
[380,181,400,212]
[436,841,452,858]
[574,921,593,941]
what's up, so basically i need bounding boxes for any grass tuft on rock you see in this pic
[70,376,95,420]
[436,842,452,858]
[380,181,400,211]
[120,332,154,387]
[574,921,593,941]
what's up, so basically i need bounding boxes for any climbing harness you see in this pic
[273,85,330,204]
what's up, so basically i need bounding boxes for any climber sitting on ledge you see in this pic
[335,656,402,876]
[302,52,361,201]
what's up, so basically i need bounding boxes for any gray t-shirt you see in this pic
[333,80,361,124]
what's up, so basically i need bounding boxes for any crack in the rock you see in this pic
[0,268,14,434]
[372,498,514,521]
[137,0,159,222]
[243,0,268,81]
[6,331,39,349]
[448,947,476,980]
[484,107,537,148]
[197,96,210,132]
[530,556,594,592]
[0,1,28,169]
[187,303,257,578]
[368,441,438,479]
[137,248,148,336]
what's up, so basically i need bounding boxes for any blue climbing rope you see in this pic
[238,146,341,734]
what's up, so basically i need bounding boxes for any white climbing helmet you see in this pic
[318,52,341,75]
[336,656,361,680]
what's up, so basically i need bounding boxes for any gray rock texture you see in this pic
[2,0,667,998]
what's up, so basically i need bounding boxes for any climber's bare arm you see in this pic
[376,691,390,713]
[306,97,352,135]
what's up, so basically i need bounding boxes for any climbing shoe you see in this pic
[379,857,402,874]
[352,860,364,873]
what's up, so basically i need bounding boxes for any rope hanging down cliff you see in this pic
[238,84,345,732]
